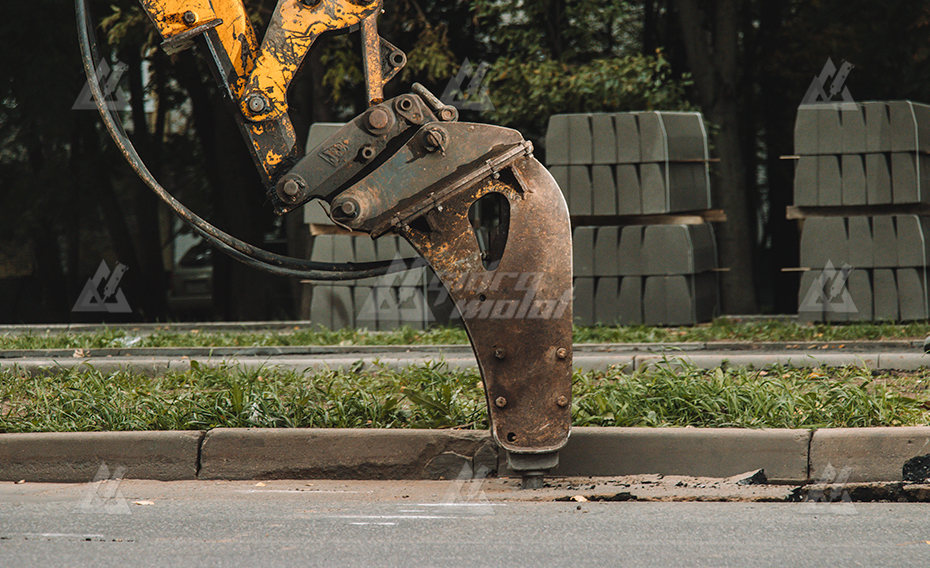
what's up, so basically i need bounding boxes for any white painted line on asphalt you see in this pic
[22,533,107,539]
[338,515,459,520]
[235,489,363,494]
[418,503,503,507]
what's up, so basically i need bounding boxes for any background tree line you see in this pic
[2,0,930,322]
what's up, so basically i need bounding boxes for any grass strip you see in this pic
[1,361,927,433]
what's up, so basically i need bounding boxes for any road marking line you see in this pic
[418,503,503,507]
[337,515,460,520]
[22,533,107,539]
[234,489,362,494]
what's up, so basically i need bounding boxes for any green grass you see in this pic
[2,319,930,350]
[572,363,930,429]
[573,319,930,344]
[1,361,927,433]
[0,327,470,350]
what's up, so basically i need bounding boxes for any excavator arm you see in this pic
[78,0,573,487]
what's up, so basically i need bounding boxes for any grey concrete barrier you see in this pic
[878,353,930,371]
[198,428,498,481]
[632,352,879,371]
[0,431,202,483]
[500,427,812,484]
[810,427,930,483]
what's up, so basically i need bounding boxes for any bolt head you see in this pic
[557,396,569,407]
[333,200,359,221]
[439,107,456,122]
[368,108,390,130]
[183,11,198,25]
[341,201,357,217]
[247,95,267,114]
[424,127,447,152]
[494,347,506,360]
[495,397,507,408]
[556,347,568,360]
[283,179,300,197]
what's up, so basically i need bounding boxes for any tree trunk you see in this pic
[117,48,169,320]
[758,0,800,314]
[675,0,758,314]
[545,0,567,60]
[643,0,658,56]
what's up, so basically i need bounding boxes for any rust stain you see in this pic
[397,157,573,453]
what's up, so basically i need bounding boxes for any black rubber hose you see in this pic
[74,0,422,280]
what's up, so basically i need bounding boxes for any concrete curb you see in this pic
[3,351,929,376]
[199,428,497,481]
[0,356,483,377]
[3,427,930,485]
[810,427,930,483]
[0,431,202,483]
[513,427,812,484]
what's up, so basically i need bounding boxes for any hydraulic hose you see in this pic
[74,0,421,280]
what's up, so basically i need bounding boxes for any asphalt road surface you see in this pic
[2,479,930,567]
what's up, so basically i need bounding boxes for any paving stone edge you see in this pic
[2,427,930,485]
[3,350,929,377]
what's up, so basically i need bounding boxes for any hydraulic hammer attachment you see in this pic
[298,96,575,485]
[77,0,573,487]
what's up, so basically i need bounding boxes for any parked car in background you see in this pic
[168,241,213,315]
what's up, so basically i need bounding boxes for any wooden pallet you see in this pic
[786,203,930,220]
[571,209,727,227]
[308,223,367,237]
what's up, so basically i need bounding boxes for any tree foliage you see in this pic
[487,54,690,136]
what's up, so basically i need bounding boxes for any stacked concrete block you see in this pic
[794,101,930,323]
[307,234,458,330]
[547,112,712,216]
[794,102,930,206]
[572,224,720,326]
[549,112,720,327]
[798,216,929,322]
